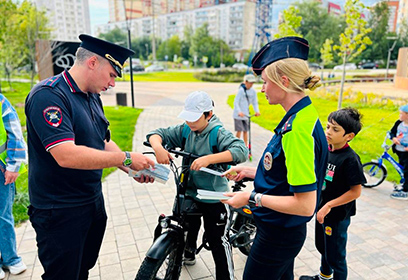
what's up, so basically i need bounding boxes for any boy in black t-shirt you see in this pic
[300,108,366,280]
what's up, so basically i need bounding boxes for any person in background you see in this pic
[0,93,27,279]
[232,74,261,147]
[389,104,408,200]
[300,107,365,280]
[25,34,155,280]
[223,36,328,280]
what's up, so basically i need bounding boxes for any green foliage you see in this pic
[295,0,345,62]
[274,6,302,39]
[99,27,128,48]
[157,35,182,61]
[194,69,247,83]
[360,2,390,62]
[131,36,152,60]
[122,71,200,82]
[320,39,334,66]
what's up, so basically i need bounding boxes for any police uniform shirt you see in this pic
[253,96,328,227]
[25,70,110,209]
[320,145,366,222]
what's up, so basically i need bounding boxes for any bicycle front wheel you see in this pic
[362,162,387,188]
[135,241,182,280]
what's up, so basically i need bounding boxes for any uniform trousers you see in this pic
[28,195,107,280]
[243,222,306,280]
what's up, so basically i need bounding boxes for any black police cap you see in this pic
[79,34,135,77]
[251,36,309,75]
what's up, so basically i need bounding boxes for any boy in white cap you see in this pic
[390,104,408,200]
[232,74,261,147]
[147,91,248,280]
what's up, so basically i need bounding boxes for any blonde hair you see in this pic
[264,58,321,93]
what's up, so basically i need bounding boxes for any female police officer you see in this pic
[223,37,328,280]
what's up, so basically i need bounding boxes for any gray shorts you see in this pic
[234,119,249,132]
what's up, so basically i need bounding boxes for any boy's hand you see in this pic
[190,156,211,171]
[255,112,261,117]
[316,204,331,224]
[238,112,245,117]
[221,192,250,208]
[155,147,173,164]
[392,137,401,145]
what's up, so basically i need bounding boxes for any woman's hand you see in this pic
[223,166,255,181]
[221,192,250,208]
[316,204,331,224]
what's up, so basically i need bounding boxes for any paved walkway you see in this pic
[8,81,408,280]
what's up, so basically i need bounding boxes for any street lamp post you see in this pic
[124,0,135,108]
[386,36,398,80]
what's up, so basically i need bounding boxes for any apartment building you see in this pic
[35,0,91,42]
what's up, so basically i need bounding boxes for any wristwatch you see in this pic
[249,191,263,208]
[122,151,132,167]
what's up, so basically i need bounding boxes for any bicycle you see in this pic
[362,132,405,188]
[135,142,256,280]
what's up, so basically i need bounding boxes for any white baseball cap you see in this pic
[178,91,214,122]
[244,74,257,83]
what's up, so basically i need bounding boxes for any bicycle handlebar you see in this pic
[143,141,199,160]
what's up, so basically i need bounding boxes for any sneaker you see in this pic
[0,268,5,280]
[3,260,27,275]
[390,191,408,200]
[183,250,196,266]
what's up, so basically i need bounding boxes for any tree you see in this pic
[295,0,345,62]
[360,2,389,63]
[274,6,302,39]
[131,36,152,60]
[99,27,128,48]
[156,35,181,61]
[333,0,372,109]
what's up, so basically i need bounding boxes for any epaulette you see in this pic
[42,76,61,88]
[281,114,296,134]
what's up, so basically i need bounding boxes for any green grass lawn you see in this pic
[1,81,142,223]
[120,71,201,82]
[228,89,402,186]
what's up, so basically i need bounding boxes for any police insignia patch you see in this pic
[263,152,273,171]
[43,106,62,127]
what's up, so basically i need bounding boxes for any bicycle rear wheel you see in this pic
[232,214,256,256]
[362,162,387,188]
[135,241,182,280]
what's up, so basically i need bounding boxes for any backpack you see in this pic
[181,124,221,153]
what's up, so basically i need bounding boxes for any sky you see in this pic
[87,0,382,35]
[89,0,110,34]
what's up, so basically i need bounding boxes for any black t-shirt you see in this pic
[319,145,366,222]
[25,71,109,209]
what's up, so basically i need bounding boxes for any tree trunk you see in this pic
[337,53,347,109]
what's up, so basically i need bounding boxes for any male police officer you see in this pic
[25,34,154,280]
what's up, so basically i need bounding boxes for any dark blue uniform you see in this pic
[25,70,109,280]
[245,97,328,280]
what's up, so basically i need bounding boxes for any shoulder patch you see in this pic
[281,114,296,134]
[43,106,63,127]
[42,76,61,88]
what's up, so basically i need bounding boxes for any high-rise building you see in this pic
[397,0,408,33]
[35,0,91,42]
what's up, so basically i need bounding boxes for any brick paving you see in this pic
[8,81,408,280]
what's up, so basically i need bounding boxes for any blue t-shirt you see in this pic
[395,122,408,151]
[25,71,109,209]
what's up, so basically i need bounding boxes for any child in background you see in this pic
[300,107,366,280]
[389,104,408,200]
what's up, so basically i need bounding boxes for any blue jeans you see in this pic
[315,218,351,280]
[0,171,21,266]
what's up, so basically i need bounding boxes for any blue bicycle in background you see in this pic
[362,132,405,188]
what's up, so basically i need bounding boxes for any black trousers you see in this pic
[185,201,234,280]
[243,222,306,280]
[396,151,408,191]
[28,195,107,280]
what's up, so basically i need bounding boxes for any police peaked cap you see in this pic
[79,34,134,77]
[251,36,309,75]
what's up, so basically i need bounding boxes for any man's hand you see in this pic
[133,174,155,184]
[129,153,155,171]
[4,171,19,185]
